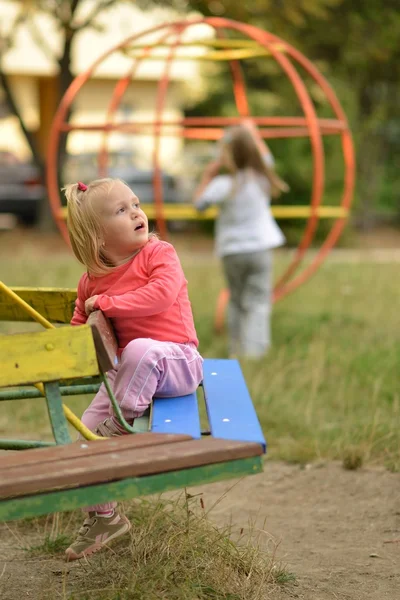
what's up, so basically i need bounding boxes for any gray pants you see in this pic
[222,250,272,358]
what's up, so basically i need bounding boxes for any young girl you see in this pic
[64,178,203,561]
[193,122,288,359]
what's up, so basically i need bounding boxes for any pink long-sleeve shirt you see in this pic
[71,239,199,352]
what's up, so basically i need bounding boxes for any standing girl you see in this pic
[64,178,203,560]
[193,122,288,359]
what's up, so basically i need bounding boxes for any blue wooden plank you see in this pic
[151,393,201,439]
[202,359,266,452]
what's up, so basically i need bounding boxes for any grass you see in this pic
[14,494,282,599]
[1,230,399,597]
[29,533,72,555]
[0,233,399,470]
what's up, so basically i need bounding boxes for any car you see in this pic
[0,152,45,225]
[62,151,181,205]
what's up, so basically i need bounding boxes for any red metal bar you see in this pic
[47,19,198,245]
[181,126,343,140]
[59,116,346,131]
[217,28,249,118]
[46,15,354,314]
[152,25,187,239]
[205,19,324,331]
[250,26,325,282]
[98,29,174,191]
[269,35,355,297]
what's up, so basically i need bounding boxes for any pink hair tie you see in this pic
[77,181,87,191]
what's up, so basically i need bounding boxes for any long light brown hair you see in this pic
[221,126,288,198]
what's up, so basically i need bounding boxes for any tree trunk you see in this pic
[37,30,75,232]
[57,34,74,172]
[355,82,386,230]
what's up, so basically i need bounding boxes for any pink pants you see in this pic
[82,338,203,513]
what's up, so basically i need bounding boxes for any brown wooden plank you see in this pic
[87,310,119,372]
[0,433,192,471]
[0,439,263,498]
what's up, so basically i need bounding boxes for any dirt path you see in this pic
[0,462,398,599]
[189,461,400,600]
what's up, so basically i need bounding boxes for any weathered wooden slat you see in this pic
[0,456,263,522]
[0,325,99,387]
[87,310,119,372]
[0,433,191,470]
[0,287,76,323]
[0,438,263,497]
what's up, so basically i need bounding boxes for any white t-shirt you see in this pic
[195,168,285,257]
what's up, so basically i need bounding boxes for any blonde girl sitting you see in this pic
[64,178,203,560]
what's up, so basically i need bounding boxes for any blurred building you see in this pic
[0,2,210,174]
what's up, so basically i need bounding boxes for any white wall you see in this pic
[0,2,212,168]
[0,1,212,81]
[67,79,185,173]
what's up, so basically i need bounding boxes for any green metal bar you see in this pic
[60,383,100,396]
[0,384,101,401]
[0,388,45,400]
[62,376,102,387]
[102,373,136,433]
[0,439,56,450]
[44,381,72,445]
[0,456,263,522]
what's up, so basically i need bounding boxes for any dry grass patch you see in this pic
[13,494,287,600]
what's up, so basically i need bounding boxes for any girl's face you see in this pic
[97,181,149,264]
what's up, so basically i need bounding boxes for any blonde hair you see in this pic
[63,178,117,276]
[221,126,288,198]
[64,177,156,277]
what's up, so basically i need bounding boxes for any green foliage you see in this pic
[177,0,400,226]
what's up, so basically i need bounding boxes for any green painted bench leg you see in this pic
[44,381,72,445]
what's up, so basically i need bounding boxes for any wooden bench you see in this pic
[0,287,266,522]
[0,435,263,522]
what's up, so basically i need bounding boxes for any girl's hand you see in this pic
[203,160,222,179]
[85,295,99,315]
[193,159,222,204]
[241,117,258,133]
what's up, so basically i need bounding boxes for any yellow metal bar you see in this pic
[124,48,273,61]
[58,205,349,221]
[34,382,45,395]
[126,39,260,49]
[0,281,54,329]
[124,39,284,50]
[31,384,103,441]
[62,404,105,441]
[121,39,286,62]
[272,206,349,218]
